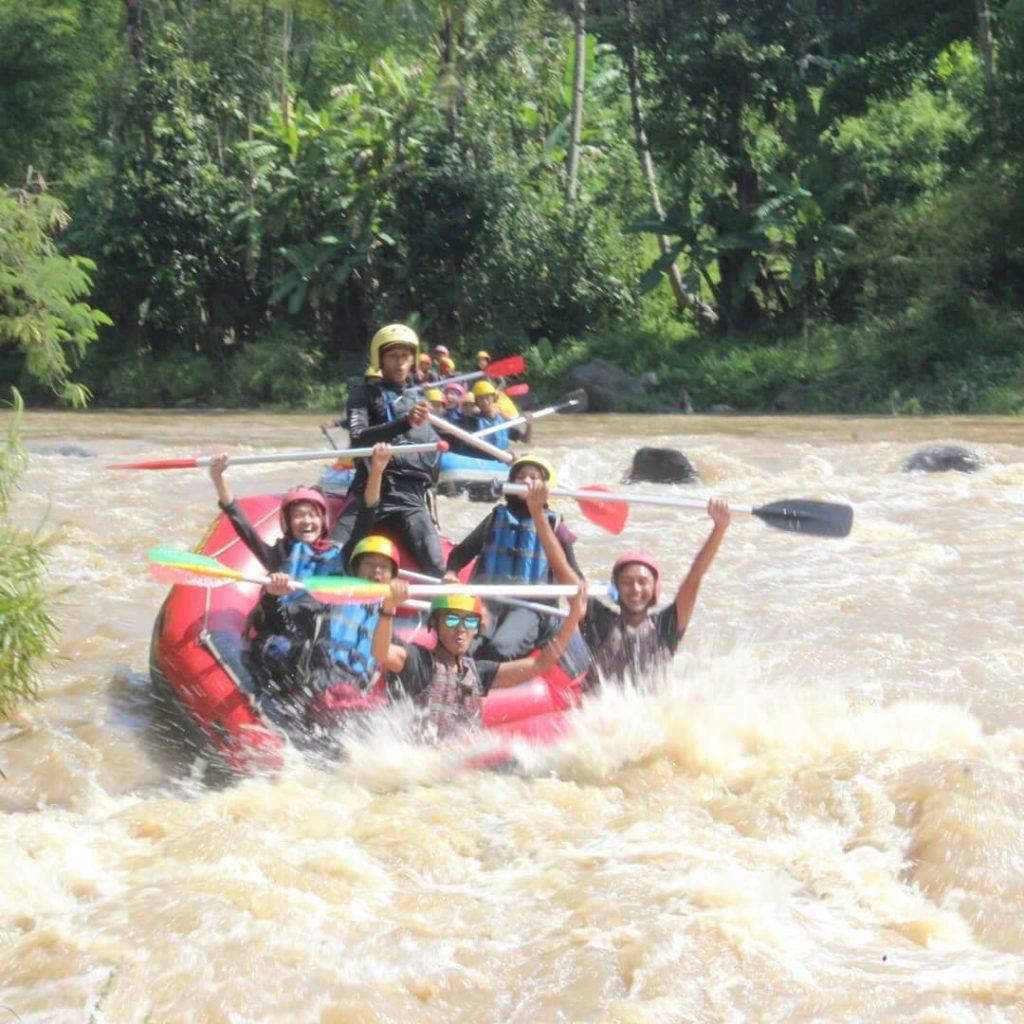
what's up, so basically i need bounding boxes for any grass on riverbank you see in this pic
[0,391,57,717]
[10,300,1024,415]
[525,299,1024,415]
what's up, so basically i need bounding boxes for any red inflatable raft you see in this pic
[149,492,585,773]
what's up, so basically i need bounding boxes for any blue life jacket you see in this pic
[279,542,346,604]
[476,413,508,450]
[474,504,555,583]
[326,602,379,680]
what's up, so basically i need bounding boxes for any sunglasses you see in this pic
[440,612,481,630]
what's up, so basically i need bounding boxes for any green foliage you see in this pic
[225,334,326,406]
[0,0,123,185]
[5,0,1023,412]
[0,187,108,406]
[0,391,58,716]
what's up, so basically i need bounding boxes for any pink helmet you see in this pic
[434,344,450,357]
[442,381,466,398]
[279,487,329,538]
[612,551,661,603]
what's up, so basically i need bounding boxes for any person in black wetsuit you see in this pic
[325,324,446,576]
[209,445,404,736]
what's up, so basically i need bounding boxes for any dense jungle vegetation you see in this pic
[3,0,1024,414]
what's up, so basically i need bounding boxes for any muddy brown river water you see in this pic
[2,410,1024,1022]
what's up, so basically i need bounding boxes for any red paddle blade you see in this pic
[504,382,530,397]
[575,485,629,535]
[486,354,525,378]
[108,457,201,470]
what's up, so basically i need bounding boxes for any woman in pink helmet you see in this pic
[529,484,731,688]
[209,445,399,734]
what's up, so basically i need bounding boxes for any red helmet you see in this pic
[611,552,661,603]
[279,487,329,538]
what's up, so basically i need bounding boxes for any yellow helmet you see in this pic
[472,380,498,399]
[430,593,483,616]
[369,324,419,372]
[476,350,491,361]
[508,454,557,488]
[425,387,444,403]
[350,535,400,574]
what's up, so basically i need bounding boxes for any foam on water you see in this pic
[4,411,1024,1021]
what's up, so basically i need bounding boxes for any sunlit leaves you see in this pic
[0,188,107,406]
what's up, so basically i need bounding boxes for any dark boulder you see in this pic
[567,359,645,412]
[773,386,816,413]
[902,445,985,474]
[625,447,699,484]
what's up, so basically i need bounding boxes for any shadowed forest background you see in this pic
[3,0,1024,414]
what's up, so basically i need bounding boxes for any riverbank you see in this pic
[8,308,1024,416]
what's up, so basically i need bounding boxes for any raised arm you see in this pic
[370,579,410,672]
[363,442,393,509]
[491,583,587,689]
[525,480,581,587]
[209,452,234,506]
[673,497,730,634]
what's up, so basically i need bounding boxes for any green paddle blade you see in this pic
[147,546,253,588]
[302,576,389,604]
[751,500,854,538]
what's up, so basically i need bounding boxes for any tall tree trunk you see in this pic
[566,0,587,204]
[122,0,143,64]
[281,2,293,127]
[621,0,717,324]
[976,0,996,78]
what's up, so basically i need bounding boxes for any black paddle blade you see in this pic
[559,388,588,413]
[752,499,854,538]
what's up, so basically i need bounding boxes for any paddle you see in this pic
[503,382,530,398]
[503,483,854,538]
[432,354,525,390]
[427,413,515,465]
[321,426,340,450]
[109,440,449,471]
[473,389,587,441]
[399,568,569,619]
[148,547,604,602]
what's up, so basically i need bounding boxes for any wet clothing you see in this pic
[218,498,385,725]
[446,500,583,661]
[388,643,500,741]
[329,376,445,576]
[580,599,682,689]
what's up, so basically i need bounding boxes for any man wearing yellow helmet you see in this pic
[463,379,532,451]
[326,323,446,577]
[442,456,585,661]
[372,578,588,741]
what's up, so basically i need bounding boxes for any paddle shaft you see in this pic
[504,482,750,514]
[110,441,444,471]
[417,355,524,393]
[427,413,514,464]
[472,401,564,440]
[407,582,604,599]
[399,569,569,619]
